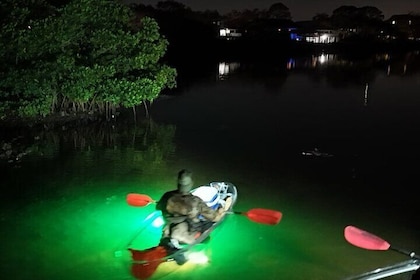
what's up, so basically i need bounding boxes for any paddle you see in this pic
[127,193,156,207]
[232,209,282,225]
[129,247,167,279]
[344,225,419,259]
[126,193,282,225]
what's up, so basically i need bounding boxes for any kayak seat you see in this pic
[192,186,221,209]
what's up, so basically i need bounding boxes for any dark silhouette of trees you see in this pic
[359,6,384,21]
[312,13,333,29]
[329,6,385,41]
[267,2,292,20]
[0,0,176,120]
[156,0,189,13]
[332,5,384,28]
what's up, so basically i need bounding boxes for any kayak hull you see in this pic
[127,182,238,278]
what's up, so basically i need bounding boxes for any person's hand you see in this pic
[214,207,225,222]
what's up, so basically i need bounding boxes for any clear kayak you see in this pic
[127,182,238,279]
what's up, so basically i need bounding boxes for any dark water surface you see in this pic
[1,51,419,280]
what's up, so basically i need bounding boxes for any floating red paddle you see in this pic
[126,193,282,225]
[129,246,167,279]
[344,225,419,259]
[344,225,390,250]
[126,193,156,207]
[234,208,282,225]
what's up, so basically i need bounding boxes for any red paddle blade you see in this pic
[129,246,167,279]
[244,208,283,225]
[344,225,391,250]
[126,193,155,207]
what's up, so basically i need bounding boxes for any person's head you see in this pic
[177,169,193,194]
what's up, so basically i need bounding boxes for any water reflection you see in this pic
[219,51,420,75]
[217,61,240,80]
[214,51,420,93]
[380,51,420,76]
[0,119,176,172]
[364,83,369,106]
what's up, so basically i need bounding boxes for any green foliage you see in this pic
[0,0,176,118]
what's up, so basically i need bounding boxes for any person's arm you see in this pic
[197,199,225,222]
[156,191,176,212]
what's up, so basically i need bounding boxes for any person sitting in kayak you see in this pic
[156,169,225,249]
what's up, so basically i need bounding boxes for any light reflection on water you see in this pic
[1,51,420,280]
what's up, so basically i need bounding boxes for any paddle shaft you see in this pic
[127,193,282,225]
[391,247,420,259]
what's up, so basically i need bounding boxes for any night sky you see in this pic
[124,0,420,21]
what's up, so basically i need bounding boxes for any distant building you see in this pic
[212,20,243,40]
[219,27,242,40]
[387,14,420,40]
[292,21,342,44]
[302,29,341,44]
